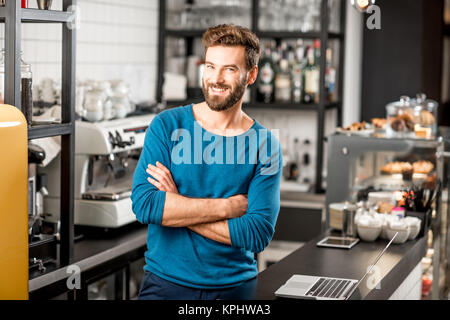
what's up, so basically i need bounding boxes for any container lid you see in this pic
[386,95,413,111]
[413,93,438,111]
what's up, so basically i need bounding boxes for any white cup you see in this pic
[85,110,103,122]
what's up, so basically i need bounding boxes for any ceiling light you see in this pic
[351,0,375,12]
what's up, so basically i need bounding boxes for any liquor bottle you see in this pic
[257,44,275,103]
[325,48,336,102]
[283,138,300,181]
[291,42,305,103]
[274,52,292,102]
[303,41,320,104]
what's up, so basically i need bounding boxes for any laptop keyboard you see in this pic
[305,278,353,298]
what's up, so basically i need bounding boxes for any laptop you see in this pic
[274,232,398,300]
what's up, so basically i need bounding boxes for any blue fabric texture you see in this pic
[131,104,282,289]
[138,270,257,300]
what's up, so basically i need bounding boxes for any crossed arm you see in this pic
[146,162,247,245]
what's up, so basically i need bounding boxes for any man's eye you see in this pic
[206,65,214,69]
[226,68,235,71]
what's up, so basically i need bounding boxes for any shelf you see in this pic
[244,102,319,110]
[325,101,341,110]
[165,29,344,40]
[328,32,344,40]
[165,29,205,38]
[0,8,74,23]
[164,100,339,111]
[256,31,322,39]
[28,123,73,140]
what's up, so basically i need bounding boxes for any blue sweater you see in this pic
[131,104,282,289]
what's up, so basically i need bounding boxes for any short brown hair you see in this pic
[202,24,261,71]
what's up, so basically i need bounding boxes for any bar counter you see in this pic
[253,230,428,300]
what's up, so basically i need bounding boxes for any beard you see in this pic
[202,76,247,112]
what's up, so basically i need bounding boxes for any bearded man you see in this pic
[131,24,282,300]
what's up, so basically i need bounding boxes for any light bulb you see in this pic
[351,0,375,12]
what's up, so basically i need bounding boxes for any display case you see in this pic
[325,132,448,299]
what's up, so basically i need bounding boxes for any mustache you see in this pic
[206,83,231,90]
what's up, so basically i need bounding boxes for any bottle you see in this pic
[303,40,320,104]
[285,138,300,181]
[325,48,336,102]
[274,54,292,102]
[21,52,33,126]
[291,42,306,103]
[257,44,275,103]
[0,49,33,126]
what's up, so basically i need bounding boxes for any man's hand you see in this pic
[226,194,248,219]
[146,162,179,194]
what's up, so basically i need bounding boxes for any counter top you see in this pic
[254,230,427,300]
[29,222,148,294]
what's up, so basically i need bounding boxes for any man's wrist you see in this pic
[218,198,231,219]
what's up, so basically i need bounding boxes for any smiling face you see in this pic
[202,45,256,112]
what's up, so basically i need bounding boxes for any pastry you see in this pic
[371,118,387,129]
[377,201,395,214]
[341,121,368,131]
[412,160,434,174]
[381,161,412,174]
[419,110,435,126]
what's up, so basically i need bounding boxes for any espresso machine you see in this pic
[41,113,156,228]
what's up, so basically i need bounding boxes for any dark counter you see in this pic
[254,230,428,300]
[29,222,148,298]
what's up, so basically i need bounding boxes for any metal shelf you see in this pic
[2,0,77,270]
[165,29,344,41]
[256,31,322,39]
[244,102,320,110]
[164,100,340,111]
[165,29,205,38]
[0,8,74,23]
[28,123,73,140]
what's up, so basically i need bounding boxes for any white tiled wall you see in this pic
[0,0,159,103]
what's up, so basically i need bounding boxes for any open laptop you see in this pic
[274,232,398,300]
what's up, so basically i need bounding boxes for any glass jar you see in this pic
[386,96,417,138]
[412,93,438,139]
[0,49,33,126]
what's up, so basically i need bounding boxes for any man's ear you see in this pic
[247,65,258,85]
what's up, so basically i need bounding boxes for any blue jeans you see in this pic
[138,270,257,300]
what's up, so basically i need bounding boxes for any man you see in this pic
[131,24,282,300]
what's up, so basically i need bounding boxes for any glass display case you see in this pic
[325,132,448,299]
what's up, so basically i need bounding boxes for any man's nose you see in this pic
[210,69,225,84]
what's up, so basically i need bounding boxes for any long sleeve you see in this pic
[131,115,171,225]
[227,132,282,253]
